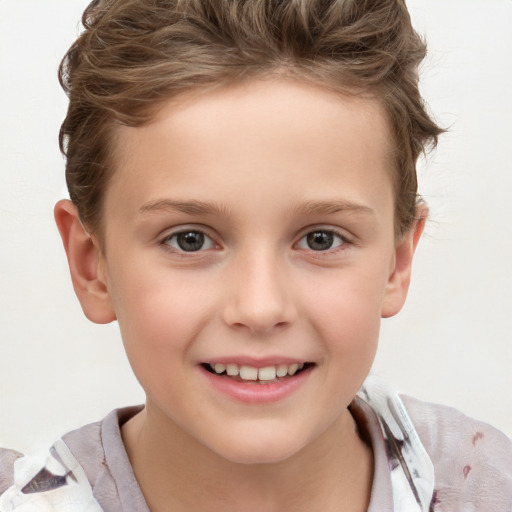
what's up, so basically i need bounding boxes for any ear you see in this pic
[381,206,427,318]
[54,199,116,324]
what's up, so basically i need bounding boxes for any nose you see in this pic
[222,251,297,336]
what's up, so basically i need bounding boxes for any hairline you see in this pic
[85,73,406,249]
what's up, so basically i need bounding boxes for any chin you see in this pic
[207,429,309,466]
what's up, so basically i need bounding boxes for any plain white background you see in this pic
[1,0,511,453]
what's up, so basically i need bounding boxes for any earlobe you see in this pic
[381,208,427,318]
[54,199,116,324]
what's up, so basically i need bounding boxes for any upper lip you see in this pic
[201,356,311,368]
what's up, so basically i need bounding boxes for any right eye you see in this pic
[162,230,216,252]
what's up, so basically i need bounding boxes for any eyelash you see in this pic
[295,228,350,255]
[159,227,216,255]
[158,227,351,256]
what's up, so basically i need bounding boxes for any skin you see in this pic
[55,78,425,511]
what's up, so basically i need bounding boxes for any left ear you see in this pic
[381,206,427,318]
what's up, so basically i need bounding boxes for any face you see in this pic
[91,79,413,464]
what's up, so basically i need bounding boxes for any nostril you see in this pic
[221,277,297,334]
[227,318,293,335]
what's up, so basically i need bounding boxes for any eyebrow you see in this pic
[139,199,230,217]
[138,198,374,219]
[292,200,375,218]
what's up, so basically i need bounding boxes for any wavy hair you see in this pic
[59,0,443,237]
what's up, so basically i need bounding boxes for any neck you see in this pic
[122,402,373,512]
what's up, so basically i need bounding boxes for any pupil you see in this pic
[307,231,333,251]
[177,231,204,251]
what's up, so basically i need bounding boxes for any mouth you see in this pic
[201,362,315,384]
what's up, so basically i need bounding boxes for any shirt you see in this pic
[1,379,511,511]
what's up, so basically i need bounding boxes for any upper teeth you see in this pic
[209,363,305,381]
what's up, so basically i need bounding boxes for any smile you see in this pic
[200,361,315,403]
[202,362,314,384]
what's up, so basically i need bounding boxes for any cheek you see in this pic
[305,269,385,333]
[300,267,386,379]
[108,264,215,364]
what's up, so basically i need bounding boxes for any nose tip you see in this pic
[222,259,296,335]
[226,300,292,335]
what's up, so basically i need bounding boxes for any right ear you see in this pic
[54,199,116,324]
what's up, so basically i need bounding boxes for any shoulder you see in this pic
[401,395,512,510]
[0,448,23,495]
[0,406,141,505]
[0,419,105,501]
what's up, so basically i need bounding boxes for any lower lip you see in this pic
[200,366,314,404]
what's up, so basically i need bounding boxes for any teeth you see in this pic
[239,366,258,380]
[276,364,288,377]
[208,362,308,381]
[288,363,300,376]
[214,363,226,374]
[258,366,277,381]
[226,364,239,376]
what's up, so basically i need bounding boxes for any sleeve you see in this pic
[0,441,102,512]
[0,449,23,496]
[401,395,512,511]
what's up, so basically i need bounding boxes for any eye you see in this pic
[297,229,346,251]
[162,230,216,252]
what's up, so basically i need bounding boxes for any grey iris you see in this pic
[177,231,205,251]
[307,231,334,251]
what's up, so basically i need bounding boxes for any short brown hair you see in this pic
[59,0,443,237]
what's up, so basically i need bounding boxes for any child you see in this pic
[1,0,511,511]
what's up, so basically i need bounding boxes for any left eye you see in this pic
[297,230,345,251]
[163,230,215,252]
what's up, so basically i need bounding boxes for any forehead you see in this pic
[118,79,391,161]
[106,79,394,228]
